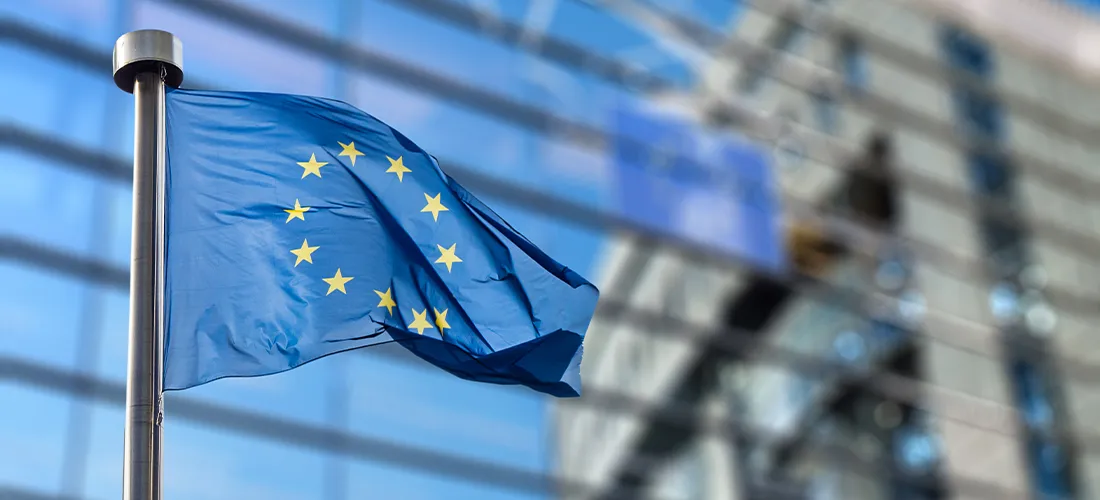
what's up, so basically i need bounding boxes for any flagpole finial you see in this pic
[113,29,184,94]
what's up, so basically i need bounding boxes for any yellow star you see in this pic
[434,243,463,273]
[385,155,412,182]
[433,308,451,333]
[374,287,396,316]
[338,141,364,166]
[289,239,319,267]
[407,308,435,335]
[323,268,354,295]
[297,153,328,179]
[284,199,310,223]
[421,192,450,222]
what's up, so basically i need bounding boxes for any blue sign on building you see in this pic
[610,101,786,272]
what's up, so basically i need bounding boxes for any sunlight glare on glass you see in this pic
[897,289,926,325]
[898,430,937,472]
[1024,299,1058,337]
[989,282,1020,322]
[833,330,866,363]
[874,260,908,292]
[1020,264,1049,290]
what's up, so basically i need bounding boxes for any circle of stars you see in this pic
[281,140,464,338]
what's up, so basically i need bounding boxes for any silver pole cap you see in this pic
[112,29,184,93]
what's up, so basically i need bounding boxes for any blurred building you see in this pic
[3,1,609,499]
[555,0,1100,499]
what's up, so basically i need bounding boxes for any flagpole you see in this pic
[112,29,183,500]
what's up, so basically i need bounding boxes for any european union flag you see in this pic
[163,89,599,397]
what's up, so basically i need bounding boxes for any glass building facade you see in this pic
[555,0,1100,499]
[6,1,1100,499]
[0,0,673,498]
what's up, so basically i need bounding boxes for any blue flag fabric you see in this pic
[163,89,598,397]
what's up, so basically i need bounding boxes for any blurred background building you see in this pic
[3,0,1100,499]
[554,0,1100,499]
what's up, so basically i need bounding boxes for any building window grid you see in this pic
[811,87,839,135]
[738,15,808,96]
[871,250,945,498]
[940,24,1077,500]
[8,3,1091,500]
[837,34,868,94]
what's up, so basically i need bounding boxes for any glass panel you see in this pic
[679,0,742,31]
[348,73,612,212]
[232,0,342,34]
[0,45,111,152]
[0,382,72,495]
[344,353,548,471]
[1026,436,1072,499]
[95,289,130,382]
[874,257,910,293]
[1011,360,1055,431]
[893,425,939,474]
[1008,359,1076,498]
[954,91,1004,139]
[739,17,804,95]
[160,417,328,500]
[990,281,1022,323]
[968,153,1014,198]
[940,25,995,78]
[0,0,116,46]
[84,399,333,499]
[542,0,695,87]
[978,217,1028,270]
[360,0,513,81]
[345,458,545,500]
[0,151,100,259]
[833,329,868,365]
[81,402,124,500]
[839,37,868,92]
[134,0,333,96]
[105,96,136,161]
[0,263,86,369]
[812,90,839,134]
[104,183,134,268]
[649,438,703,500]
[358,0,626,127]
[171,357,332,427]
[1022,296,1057,336]
[773,16,807,53]
[475,191,606,276]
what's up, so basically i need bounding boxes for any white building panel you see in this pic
[900,190,981,262]
[937,418,1029,496]
[1080,454,1100,500]
[836,104,877,147]
[1032,238,1099,301]
[995,49,1061,110]
[915,264,991,326]
[893,127,969,188]
[866,53,953,125]
[734,6,784,50]
[831,0,941,60]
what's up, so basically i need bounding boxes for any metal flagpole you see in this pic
[112,30,183,500]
